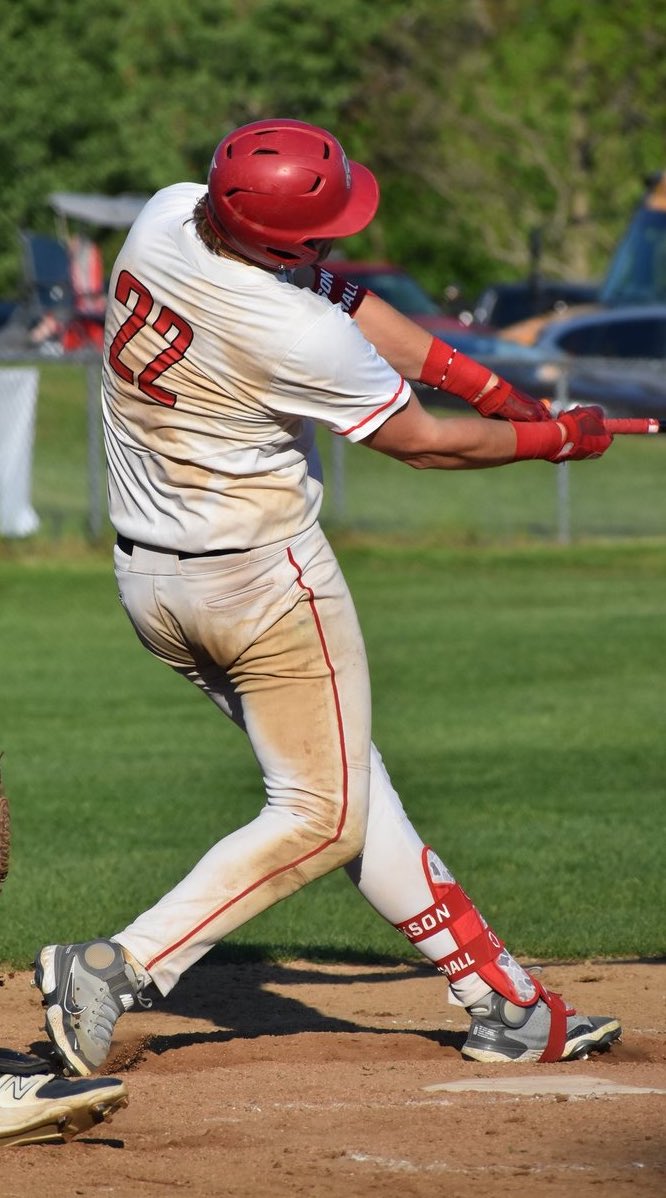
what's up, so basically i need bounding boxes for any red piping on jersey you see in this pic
[145,546,349,973]
[336,377,408,437]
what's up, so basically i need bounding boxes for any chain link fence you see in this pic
[1,352,664,547]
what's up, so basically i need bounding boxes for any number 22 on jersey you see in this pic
[108,270,193,407]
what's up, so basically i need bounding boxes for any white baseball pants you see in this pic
[112,522,510,1006]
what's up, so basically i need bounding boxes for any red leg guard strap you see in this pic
[395,886,480,944]
[536,982,572,1063]
[435,928,505,982]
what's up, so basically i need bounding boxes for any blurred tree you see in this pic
[0,0,399,291]
[359,0,666,296]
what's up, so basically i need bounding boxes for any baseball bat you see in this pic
[541,402,665,436]
[604,418,666,435]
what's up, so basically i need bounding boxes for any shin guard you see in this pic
[394,848,538,1007]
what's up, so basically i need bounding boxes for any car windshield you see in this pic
[331,268,442,316]
[601,210,666,305]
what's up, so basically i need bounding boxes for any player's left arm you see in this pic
[294,266,550,424]
[362,392,612,469]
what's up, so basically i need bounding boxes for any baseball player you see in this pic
[34,119,620,1074]
[0,773,127,1146]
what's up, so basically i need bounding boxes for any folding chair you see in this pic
[19,231,72,330]
[18,230,106,352]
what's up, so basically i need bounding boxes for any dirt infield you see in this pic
[0,957,664,1197]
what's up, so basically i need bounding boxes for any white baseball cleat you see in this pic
[0,1050,128,1147]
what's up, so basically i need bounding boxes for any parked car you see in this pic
[530,304,666,417]
[472,279,599,328]
[599,170,666,306]
[533,303,666,359]
[0,299,16,329]
[324,259,471,337]
[500,169,666,345]
[323,260,666,417]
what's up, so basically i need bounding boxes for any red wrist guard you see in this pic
[311,266,367,316]
[511,420,563,461]
[419,337,491,402]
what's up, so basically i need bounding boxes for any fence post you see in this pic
[86,356,104,541]
[553,369,571,545]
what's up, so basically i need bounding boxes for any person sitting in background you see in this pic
[28,233,106,353]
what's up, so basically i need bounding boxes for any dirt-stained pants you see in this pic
[112,522,508,1007]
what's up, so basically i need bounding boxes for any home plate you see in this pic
[423,1075,666,1097]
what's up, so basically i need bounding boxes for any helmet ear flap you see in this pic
[206,119,379,269]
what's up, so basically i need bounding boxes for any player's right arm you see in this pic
[362,392,613,469]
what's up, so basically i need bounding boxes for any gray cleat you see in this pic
[462,990,622,1063]
[33,940,146,1076]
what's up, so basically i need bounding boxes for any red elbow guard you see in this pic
[419,337,491,402]
[420,337,554,423]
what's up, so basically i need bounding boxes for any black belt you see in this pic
[116,535,246,560]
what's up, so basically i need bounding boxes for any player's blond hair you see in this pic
[190,195,228,257]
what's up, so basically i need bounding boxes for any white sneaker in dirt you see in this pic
[0,1049,128,1147]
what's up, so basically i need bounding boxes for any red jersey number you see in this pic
[108,270,193,407]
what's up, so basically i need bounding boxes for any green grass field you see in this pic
[1,540,665,969]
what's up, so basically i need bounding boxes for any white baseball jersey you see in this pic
[102,183,410,552]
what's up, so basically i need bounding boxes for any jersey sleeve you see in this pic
[267,305,410,442]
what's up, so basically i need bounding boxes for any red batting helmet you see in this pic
[205,118,379,269]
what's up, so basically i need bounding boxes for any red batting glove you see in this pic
[475,378,553,422]
[553,405,613,460]
[512,405,613,461]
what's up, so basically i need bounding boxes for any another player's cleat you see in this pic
[34,940,145,1077]
[0,1049,128,1147]
[462,988,622,1064]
